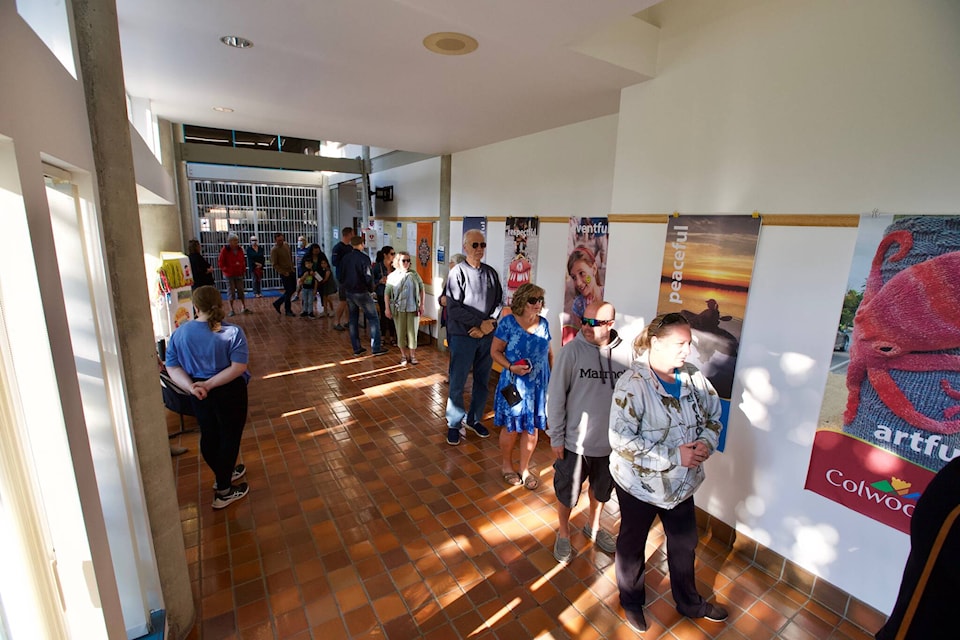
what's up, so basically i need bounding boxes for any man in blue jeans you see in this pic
[339,235,387,357]
[444,229,503,445]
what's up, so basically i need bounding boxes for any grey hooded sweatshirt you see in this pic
[546,329,633,457]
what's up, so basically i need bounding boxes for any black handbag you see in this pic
[500,374,522,407]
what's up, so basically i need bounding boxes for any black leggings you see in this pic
[190,377,248,491]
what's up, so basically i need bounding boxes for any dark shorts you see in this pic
[553,450,613,508]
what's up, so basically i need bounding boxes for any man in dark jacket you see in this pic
[339,235,387,357]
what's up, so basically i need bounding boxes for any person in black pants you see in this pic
[876,456,960,639]
[165,286,251,509]
[608,313,728,632]
[270,233,296,317]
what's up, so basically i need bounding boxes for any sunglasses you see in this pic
[527,296,545,305]
[656,312,686,329]
[401,258,411,264]
[581,317,614,327]
[470,242,487,249]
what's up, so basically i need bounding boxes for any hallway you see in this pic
[170,297,885,639]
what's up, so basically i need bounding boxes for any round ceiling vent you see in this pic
[423,32,478,56]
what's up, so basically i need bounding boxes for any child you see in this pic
[319,258,337,317]
[298,260,319,317]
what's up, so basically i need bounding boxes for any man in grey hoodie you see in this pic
[547,300,632,563]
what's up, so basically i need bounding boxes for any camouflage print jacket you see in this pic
[608,354,722,510]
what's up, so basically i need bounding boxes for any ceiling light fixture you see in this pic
[212,106,234,113]
[220,35,253,49]
[423,32,478,56]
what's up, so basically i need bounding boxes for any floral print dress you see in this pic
[493,314,551,434]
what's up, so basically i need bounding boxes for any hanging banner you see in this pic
[415,222,433,285]
[463,217,487,246]
[656,215,762,452]
[502,217,539,306]
[562,217,609,344]
[807,214,960,533]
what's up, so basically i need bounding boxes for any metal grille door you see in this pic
[191,181,321,293]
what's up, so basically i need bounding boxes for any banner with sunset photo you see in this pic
[656,215,763,451]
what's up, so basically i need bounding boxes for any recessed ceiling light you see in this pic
[213,106,234,113]
[220,35,253,49]
[423,32,478,56]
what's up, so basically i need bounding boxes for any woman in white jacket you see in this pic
[608,312,727,632]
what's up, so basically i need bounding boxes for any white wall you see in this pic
[450,115,620,350]
[611,0,960,611]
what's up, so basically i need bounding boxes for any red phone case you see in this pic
[514,358,530,368]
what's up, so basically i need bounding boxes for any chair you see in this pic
[160,369,197,437]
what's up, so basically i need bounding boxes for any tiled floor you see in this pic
[171,297,886,639]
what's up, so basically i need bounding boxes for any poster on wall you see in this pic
[461,216,487,259]
[561,217,609,344]
[502,217,539,306]
[806,214,960,534]
[415,222,433,286]
[656,215,762,452]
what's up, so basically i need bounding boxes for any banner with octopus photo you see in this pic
[656,215,763,453]
[561,217,609,345]
[502,217,539,307]
[807,214,960,534]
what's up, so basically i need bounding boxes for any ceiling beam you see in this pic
[178,142,364,174]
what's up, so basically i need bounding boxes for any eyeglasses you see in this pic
[581,317,614,327]
[527,296,545,305]
[656,312,686,329]
[470,242,487,249]
[401,259,411,264]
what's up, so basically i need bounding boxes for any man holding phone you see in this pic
[546,300,632,563]
[444,229,504,446]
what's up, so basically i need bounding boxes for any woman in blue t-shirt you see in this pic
[165,285,251,509]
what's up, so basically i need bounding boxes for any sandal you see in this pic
[522,472,539,490]
[502,472,522,486]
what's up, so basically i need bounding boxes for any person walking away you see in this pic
[490,283,552,489]
[331,227,355,331]
[218,233,251,316]
[384,250,425,365]
[609,312,727,632]
[291,235,308,302]
[297,260,320,317]
[270,233,296,317]
[547,300,631,563]
[246,236,265,297]
[445,230,503,445]
[165,285,250,509]
[339,235,388,357]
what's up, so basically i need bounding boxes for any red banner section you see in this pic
[805,430,934,534]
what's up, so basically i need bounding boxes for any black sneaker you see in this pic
[333,324,346,331]
[272,301,282,315]
[700,603,729,622]
[300,311,308,317]
[212,482,249,509]
[624,609,647,633]
[372,348,389,356]
[285,311,296,317]
[446,428,461,446]
[464,421,490,438]
[353,348,367,356]
[212,464,246,490]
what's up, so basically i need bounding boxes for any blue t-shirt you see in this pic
[166,320,250,382]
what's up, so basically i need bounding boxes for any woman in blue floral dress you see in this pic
[491,283,553,489]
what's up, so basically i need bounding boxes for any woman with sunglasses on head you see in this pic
[491,283,553,490]
[384,250,425,365]
[609,312,727,632]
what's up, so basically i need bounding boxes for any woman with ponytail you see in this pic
[165,285,251,509]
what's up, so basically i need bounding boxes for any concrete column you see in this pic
[438,154,452,351]
[70,0,195,637]
[172,123,196,248]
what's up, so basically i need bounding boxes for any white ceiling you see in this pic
[116,0,662,156]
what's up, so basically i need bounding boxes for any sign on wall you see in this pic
[656,215,762,451]
[501,217,539,306]
[807,214,960,533]
[561,217,609,344]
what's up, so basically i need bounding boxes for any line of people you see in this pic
[443,229,729,631]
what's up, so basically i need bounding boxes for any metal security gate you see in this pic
[191,180,322,294]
